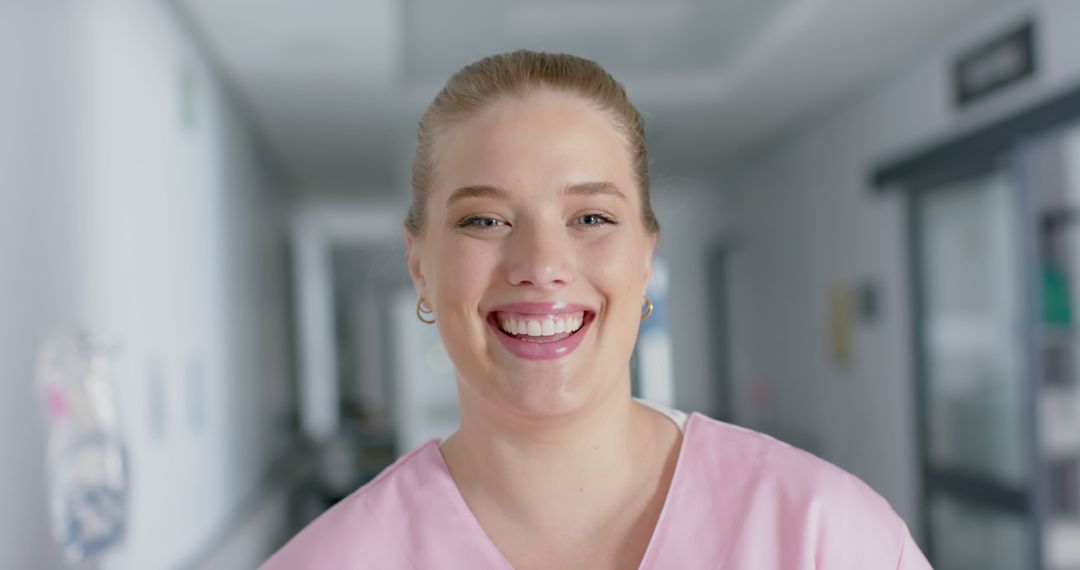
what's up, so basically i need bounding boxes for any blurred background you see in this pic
[3,0,1080,568]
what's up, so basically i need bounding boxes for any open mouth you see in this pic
[486,310,596,344]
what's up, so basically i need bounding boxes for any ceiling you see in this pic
[177,0,1015,193]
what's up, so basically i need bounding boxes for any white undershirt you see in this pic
[633,397,689,433]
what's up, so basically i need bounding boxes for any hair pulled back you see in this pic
[406,49,658,235]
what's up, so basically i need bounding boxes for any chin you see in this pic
[447,314,634,419]
[486,361,625,420]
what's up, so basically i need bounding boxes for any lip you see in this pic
[485,301,596,360]
[487,301,595,316]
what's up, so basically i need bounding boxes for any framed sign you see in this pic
[953,20,1036,108]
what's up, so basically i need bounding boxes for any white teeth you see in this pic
[541,319,555,335]
[496,312,587,337]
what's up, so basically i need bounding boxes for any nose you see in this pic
[504,222,573,289]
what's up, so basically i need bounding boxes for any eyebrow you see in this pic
[446,184,510,206]
[564,181,626,201]
[446,181,626,205]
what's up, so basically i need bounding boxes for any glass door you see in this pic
[912,166,1041,570]
[878,83,1080,570]
[912,120,1080,569]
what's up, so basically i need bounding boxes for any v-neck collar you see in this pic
[423,412,702,569]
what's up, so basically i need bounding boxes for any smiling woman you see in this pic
[260,50,931,570]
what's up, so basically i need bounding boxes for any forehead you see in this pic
[429,91,637,202]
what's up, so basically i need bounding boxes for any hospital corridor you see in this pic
[4,1,1080,568]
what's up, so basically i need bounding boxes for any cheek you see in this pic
[582,233,647,298]
[429,238,497,307]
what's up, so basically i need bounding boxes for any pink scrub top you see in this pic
[261,411,932,569]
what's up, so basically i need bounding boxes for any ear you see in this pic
[405,228,430,304]
[642,233,658,294]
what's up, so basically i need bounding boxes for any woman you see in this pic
[262,50,931,569]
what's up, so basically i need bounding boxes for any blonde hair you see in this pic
[405,49,659,235]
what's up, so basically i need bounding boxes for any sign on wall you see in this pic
[953,20,1036,108]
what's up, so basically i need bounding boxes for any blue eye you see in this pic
[574,213,617,227]
[457,216,507,230]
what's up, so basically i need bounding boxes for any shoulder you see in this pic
[688,413,896,513]
[684,414,929,568]
[258,440,440,570]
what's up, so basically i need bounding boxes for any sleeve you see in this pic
[808,469,934,569]
[896,528,933,570]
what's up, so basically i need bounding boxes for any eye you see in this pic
[456,215,508,230]
[573,213,618,227]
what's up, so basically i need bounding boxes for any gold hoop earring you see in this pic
[416,297,435,324]
[641,295,653,321]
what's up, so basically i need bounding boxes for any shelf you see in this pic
[1042,325,1077,341]
[1046,517,1080,570]
[1041,390,1080,459]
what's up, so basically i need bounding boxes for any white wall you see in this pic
[0,4,83,569]
[1,1,292,568]
[723,0,1080,537]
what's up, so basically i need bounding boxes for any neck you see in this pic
[439,382,664,534]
